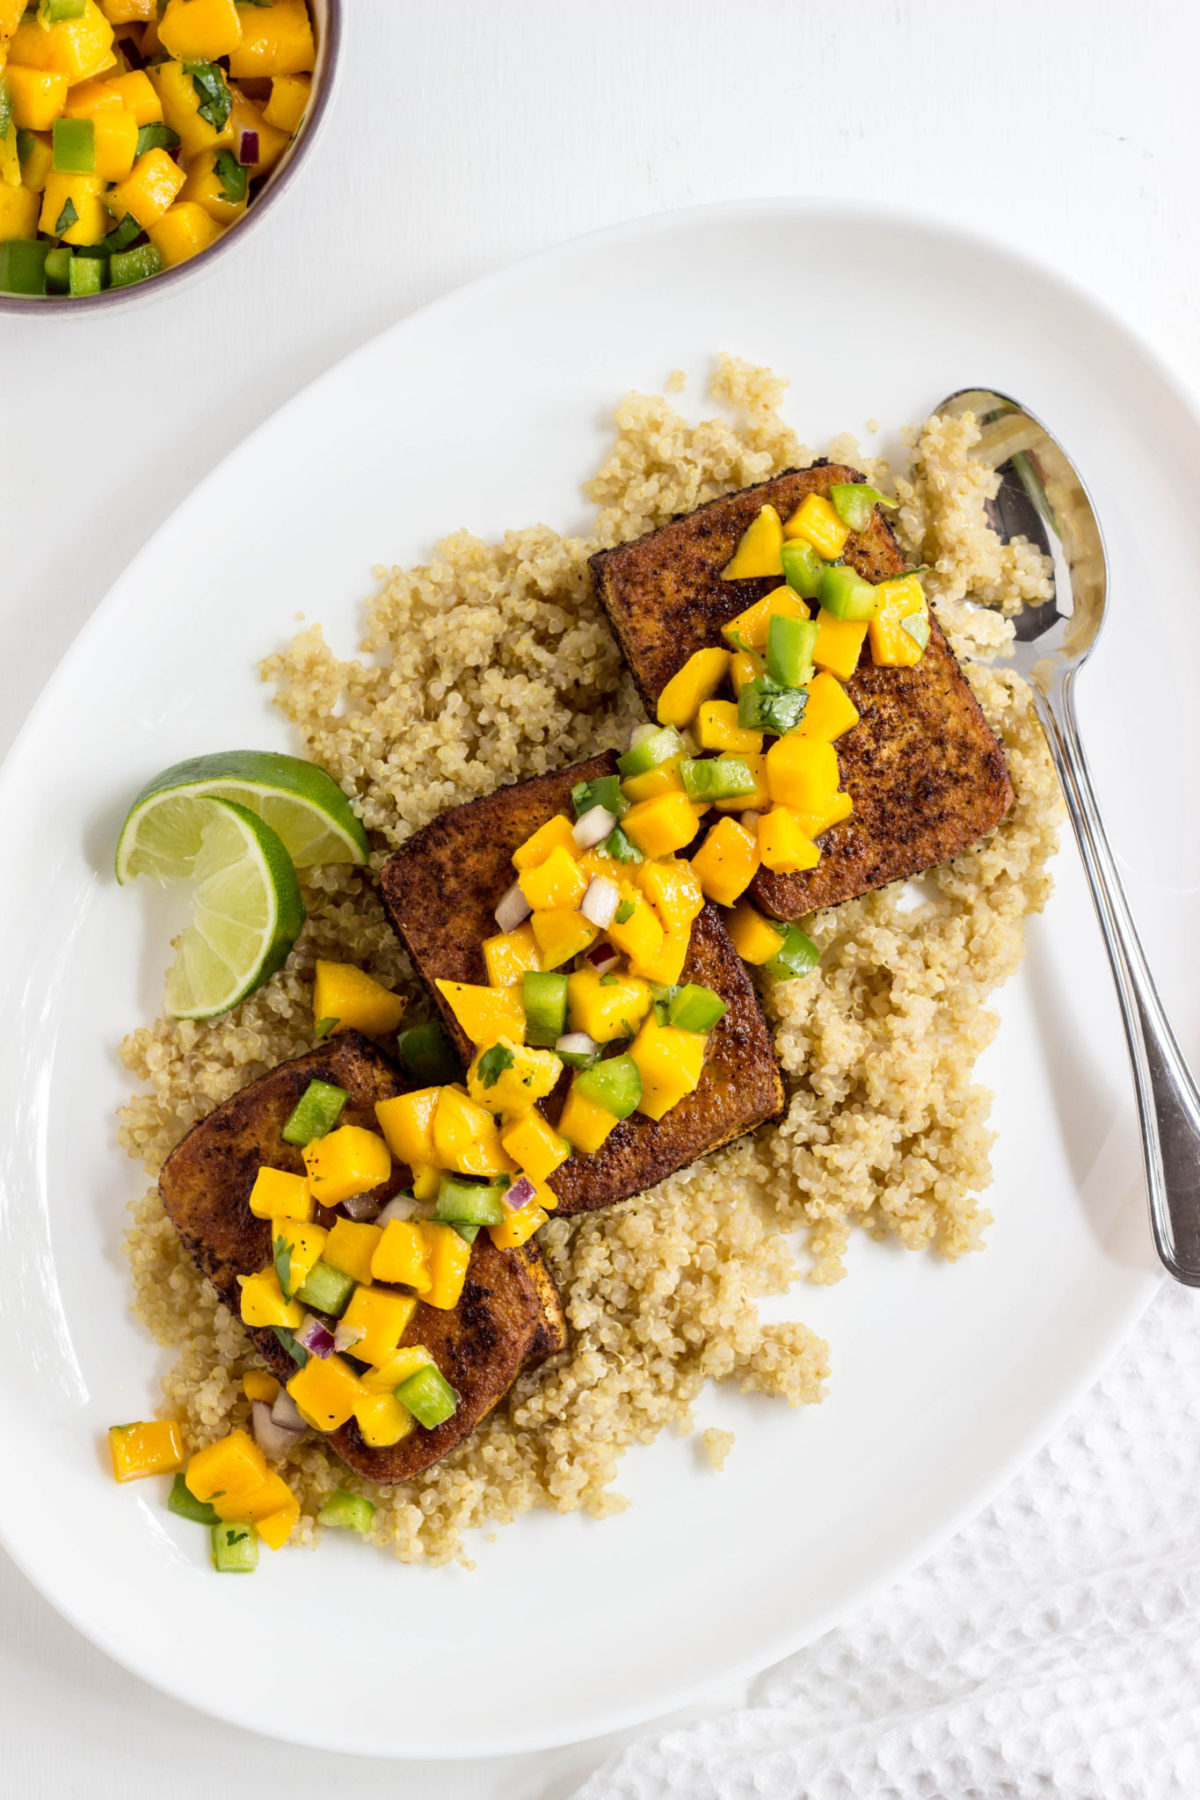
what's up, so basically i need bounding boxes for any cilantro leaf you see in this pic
[274,1234,294,1301]
[214,147,247,204]
[54,197,78,237]
[185,61,232,132]
[614,898,635,923]
[135,121,180,158]
[477,1043,515,1087]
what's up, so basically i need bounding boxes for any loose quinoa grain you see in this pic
[119,357,1061,1566]
[703,1428,736,1471]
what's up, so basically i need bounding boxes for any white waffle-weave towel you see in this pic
[573,1283,1200,1800]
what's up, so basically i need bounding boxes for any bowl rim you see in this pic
[0,0,343,317]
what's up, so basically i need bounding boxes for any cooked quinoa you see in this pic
[119,358,1061,1565]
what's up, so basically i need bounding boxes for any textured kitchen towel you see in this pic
[573,1283,1200,1800]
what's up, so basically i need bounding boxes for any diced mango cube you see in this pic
[482,921,541,988]
[727,902,787,965]
[360,1344,433,1393]
[722,504,784,579]
[633,925,691,987]
[106,145,184,227]
[8,2,114,82]
[248,1166,312,1222]
[566,965,652,1043]
[636,856,705,935]
[419,1220,472,1310]
[18,133,55,197]
[312,960,406,1038]
[370,1220,432,1292]
[263,72,310,133]
[108,1419,184,1482]
[301,1126,391,1208]
[237,1267,303,1330]
[67,69,162,124]
[500,1109,570,1185]
[157,0,241,63]
[604,889,665,973]
[512,814,576,872]
[286,1355,363,1433]
[783,492,849,559]
[869,574,929,667]
[0,182,38,240]
[150,57,231,157]
[177,143,247,227]
[721,584,808,652]
[757,806,821,873]
[813,609,869,682]
[213,1469,295,1525]
[96,0,155,19]
[411,1162,440,1202]
[256,1496,301,1550]
[148,199,222,268]
[621,760,684,805]
[655,647,730,729]
[695,699,762,755]
[353,1390,415,1448]
[518,843,586,912]
[622,791,699,859]
[529,907,598,971]
[795,671,860,742]
[91,107,138,180]
[629,1017,706,1121]
[225,87,289,176]
[322,1217,384,1286]
[242,1369,280,1405]
[557,1083,620,1155]
[765,736,841,810]
[488,1198,548,1249]
[466,1037,562,1116]
[184,1426,267,1506]
[436,979,525,1047]
[339,1284,417,1367]
[38,170,107,243]
[690,816,760,906]
[270,1220,327,1296]
[432,1085,514,1176]
[226,0,314,77]
[374,1087,440,1167]
[8,66,68,131]
[795,789,855,840]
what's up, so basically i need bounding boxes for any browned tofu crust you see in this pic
[158,1032,566,1484]
[589,463,1014,919]
[378,755,785,1214]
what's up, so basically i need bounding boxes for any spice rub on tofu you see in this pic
[158,1033,567,1483]
[378,754,785,1214]
[589,463,1014,920]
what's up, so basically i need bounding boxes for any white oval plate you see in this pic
[0,201,1192,1759]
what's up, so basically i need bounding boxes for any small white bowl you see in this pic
[0,0,342,315]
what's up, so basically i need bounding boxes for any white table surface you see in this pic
[2,2,1197,1794]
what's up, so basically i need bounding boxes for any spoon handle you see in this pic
[1035,671,1200,1284]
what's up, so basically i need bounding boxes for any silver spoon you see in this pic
[933,387,1200,1285]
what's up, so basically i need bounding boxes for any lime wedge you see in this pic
[163,799,307,1020]
[115,750,368,885]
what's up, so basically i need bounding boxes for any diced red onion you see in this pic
[251,1398,303,1459]
[556,1031,599,1059]
[340,1191,381,1222]
[271,1391,306,1432]
[585,941,621,975]
[376,1193,419,1225]
[571,805,617,851]
[296,1314,336,1359]
[334,1320,366,1354]
[494,878,532,933]
[503,1175,536,1213]
[740,811,762,832]
[238,129,259,166]
[580,875,620,928]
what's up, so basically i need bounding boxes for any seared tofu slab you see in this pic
[589,463,1014,919]
[379,755,785,1214]
[159,1033,566,1484]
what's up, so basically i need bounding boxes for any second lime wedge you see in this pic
[163,799,306,1020]
[116,749,369,885]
